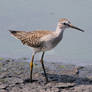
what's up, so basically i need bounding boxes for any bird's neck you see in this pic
[54,25,65,37]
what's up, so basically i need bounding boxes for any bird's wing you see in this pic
[9,30,53,48]
[23,30,53,47]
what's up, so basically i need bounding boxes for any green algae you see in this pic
[0,57,4,61]
[59,65,65,68]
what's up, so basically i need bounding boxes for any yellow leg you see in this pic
[40,52,48,82]
[30,55,34,82]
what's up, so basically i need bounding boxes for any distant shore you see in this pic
[0,58,92,92]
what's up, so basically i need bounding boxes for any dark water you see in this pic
[0,0,92,65]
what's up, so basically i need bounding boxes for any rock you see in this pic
[10,87,22,92]
[55,83,76,88]
[0,89,7,92]
[78,65,92,79]
[70,85,92,92]
[0,83,7,89]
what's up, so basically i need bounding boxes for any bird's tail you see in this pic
[9,30,27,40]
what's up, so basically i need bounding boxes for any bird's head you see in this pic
[58,18,84,32]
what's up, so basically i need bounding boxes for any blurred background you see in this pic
[0,0,92,65]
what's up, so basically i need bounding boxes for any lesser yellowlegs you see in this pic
[9,18,84,83]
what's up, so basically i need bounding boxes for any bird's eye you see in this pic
[63,23,70,26]
[63,23,66,25]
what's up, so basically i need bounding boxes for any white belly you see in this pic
[33,31,64,53]
[42,36,63,51]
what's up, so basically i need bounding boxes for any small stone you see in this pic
[0,83,7,89]
[8,77,23,85]
[72,85,92,92]
[55,83,75,88]
[10,87,21,92]
[0,89,7,92]
[87,76,92,80]
[0,72,8,79]
[51,87,59,92]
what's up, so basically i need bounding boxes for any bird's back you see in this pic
[9,30,53,48]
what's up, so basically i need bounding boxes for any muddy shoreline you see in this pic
[0,58,92,92]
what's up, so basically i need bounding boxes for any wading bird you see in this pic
[9,18,84,83]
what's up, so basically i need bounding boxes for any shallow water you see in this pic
[0,0,92,65]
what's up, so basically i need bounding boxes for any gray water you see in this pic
[0,0,92,65]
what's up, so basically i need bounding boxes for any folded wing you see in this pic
[9,30,53,48]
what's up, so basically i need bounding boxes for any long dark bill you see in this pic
[69,24,85,32]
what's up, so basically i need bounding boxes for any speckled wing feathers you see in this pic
[9,30,53,48]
